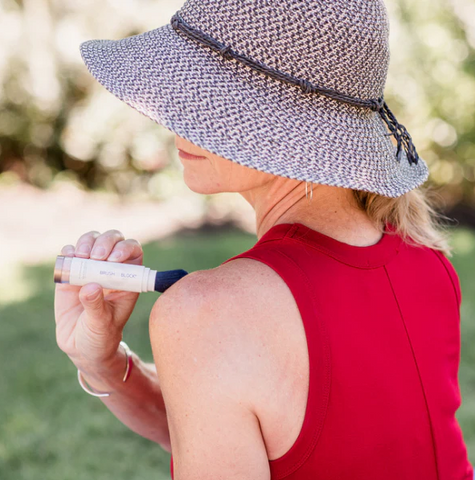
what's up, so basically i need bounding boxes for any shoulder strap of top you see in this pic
[223,239,332,479]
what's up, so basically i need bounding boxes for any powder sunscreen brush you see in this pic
[54,255,188,293]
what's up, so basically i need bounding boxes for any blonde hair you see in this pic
[352,186,455,258]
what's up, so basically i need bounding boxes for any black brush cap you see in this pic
[154,269,188,293]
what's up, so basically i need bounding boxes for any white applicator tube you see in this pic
[54,255,188,293]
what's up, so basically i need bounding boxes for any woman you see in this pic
[54,0,474,478]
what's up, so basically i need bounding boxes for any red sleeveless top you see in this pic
[170,222,473,480]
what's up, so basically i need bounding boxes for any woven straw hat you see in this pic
[79,0,429,198]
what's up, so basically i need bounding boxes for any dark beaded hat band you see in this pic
[171,12,420,167]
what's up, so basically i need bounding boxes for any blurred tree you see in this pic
[0,0,183,198]
[386,0,475,221]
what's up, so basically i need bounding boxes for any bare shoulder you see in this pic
[149,256,304,406]
[150,257,296,331]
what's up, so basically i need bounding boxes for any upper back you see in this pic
[222,222,472,480]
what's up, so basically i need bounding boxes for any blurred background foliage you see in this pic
[0,0,474,220]
[0,0,188,203]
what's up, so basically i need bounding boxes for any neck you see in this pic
[240,178,383,246]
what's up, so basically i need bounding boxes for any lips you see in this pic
[178,149,206,160]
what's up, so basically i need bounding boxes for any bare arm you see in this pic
[149,269,271,479]
[80,348,172,453]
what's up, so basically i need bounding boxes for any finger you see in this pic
[61,244,75,256]
[106,239,143,265]
[78,283,107,320]
[75,231,101,258]
[89,229,126,261]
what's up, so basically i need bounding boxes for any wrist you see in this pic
[79,342,133,394]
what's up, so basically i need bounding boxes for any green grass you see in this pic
[451,228,475,459]
[0,225,474,479]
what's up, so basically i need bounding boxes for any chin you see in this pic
[183,177,224,195]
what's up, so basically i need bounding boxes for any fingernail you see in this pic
[108,251,122,261]
[91,246,106,259]
[77,244,91,255]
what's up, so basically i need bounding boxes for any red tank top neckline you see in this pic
[257,221,403,269]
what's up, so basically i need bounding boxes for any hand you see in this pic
[54,230,143,379]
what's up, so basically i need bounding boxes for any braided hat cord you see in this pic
[171,12,419,167]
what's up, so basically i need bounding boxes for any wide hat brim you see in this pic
[80,21,429,198]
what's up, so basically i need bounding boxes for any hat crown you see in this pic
[178,0,390,100]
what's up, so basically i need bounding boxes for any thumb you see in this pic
[78,283,106,319]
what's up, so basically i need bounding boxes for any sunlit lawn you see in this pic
[0,225,474,479]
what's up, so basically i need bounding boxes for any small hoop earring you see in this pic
[305,181,313,201]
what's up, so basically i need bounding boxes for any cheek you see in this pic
[224,163,274,191]
[210,160,257,192]
[181,156,272,194]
